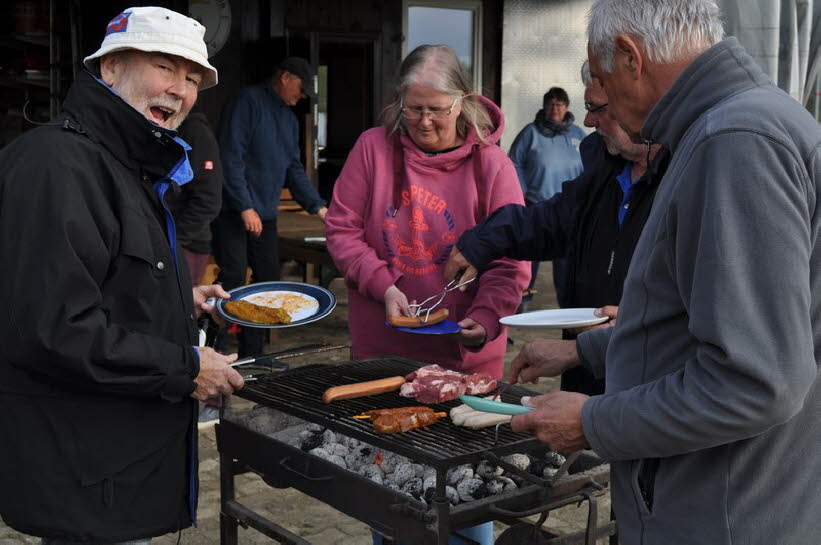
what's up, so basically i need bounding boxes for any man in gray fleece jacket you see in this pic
[510,1,821,544]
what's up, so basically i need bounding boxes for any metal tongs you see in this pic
[407,276,476,323]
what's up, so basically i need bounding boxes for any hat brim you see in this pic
[84,43,218,90]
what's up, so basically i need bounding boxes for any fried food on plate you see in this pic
[224,300,292,324]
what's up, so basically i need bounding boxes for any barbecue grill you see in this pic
[216,356,615,544]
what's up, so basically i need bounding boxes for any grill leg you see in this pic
[219,443,239,545]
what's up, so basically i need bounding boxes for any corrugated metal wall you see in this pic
[500,0,820,140]
[500,0,592,151]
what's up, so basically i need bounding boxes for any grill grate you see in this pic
[235,357,543,468]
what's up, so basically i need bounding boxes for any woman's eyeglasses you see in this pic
[401,96,459,121]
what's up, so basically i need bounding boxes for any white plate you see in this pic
[216,281,336,329]
[499,308,608,329]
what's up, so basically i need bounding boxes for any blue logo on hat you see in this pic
[106,12,131,35]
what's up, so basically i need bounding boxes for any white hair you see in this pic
[580,60,593,88]
[587,0,724,72]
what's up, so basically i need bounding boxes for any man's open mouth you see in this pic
[150,106,175,123]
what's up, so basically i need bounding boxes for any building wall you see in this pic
[501,0,592,151]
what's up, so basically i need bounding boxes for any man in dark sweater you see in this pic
[167,107,223,285]
[214,57,327,357]
[444,61,668,395]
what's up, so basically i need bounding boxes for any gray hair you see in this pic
[587,0,724,72]
[580,60,593,88]
[382,44,493,144]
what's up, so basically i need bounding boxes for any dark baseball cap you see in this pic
[278,57,316,98]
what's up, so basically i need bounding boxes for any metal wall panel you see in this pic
[501,0,592,151]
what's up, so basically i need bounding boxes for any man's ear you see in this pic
[614,35,644,79]
[99,54,121,86]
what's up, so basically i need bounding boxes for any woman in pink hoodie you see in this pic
[326,45,529,381]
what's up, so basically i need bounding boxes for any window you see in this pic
[403,0,482,89]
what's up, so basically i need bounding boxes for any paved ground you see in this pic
[1,263,612,544]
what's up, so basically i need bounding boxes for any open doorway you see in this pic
[316,36,377,202]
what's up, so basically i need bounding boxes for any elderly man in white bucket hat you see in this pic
[0,7,243,544]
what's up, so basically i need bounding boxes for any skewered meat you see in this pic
[360,406,435,418]
[372,411,443,433]
[372,411,446,434]
[224,300,291,324]
[400,364,497,403]
[352,406,446,433]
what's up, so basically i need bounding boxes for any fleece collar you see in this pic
[642,37,770,151]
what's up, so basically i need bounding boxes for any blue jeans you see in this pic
[372,521,493,544]
[40,537,151,545]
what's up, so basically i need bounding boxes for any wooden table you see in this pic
[277,211,335,283]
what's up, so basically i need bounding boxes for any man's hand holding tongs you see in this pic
[443,246,479,291]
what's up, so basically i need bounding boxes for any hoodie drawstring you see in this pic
[391,137,487,220]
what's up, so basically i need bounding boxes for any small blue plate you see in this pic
[388,319,462,335]
[217,281,336,329]
[459,395,534,415]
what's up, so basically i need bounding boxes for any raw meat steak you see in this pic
[400,365,497,403]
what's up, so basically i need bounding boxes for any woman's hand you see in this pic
[458,317,486,347]
[384,285,411,318]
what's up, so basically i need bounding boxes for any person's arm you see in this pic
[508,126,532,196]
[1,147,199,399]
[325,134,400,302]
[582,132,819,462]
[218,91,257,212]
[456,170,586,270]
[175,116,222,247]
[284,113,326,214]
[461,157,531,344]
[575,326,613,379]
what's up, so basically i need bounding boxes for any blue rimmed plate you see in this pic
[459,395,534,415]
[216,281,336,329]
[387,319,462,335]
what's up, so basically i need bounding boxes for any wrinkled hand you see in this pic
[458,317,486,347]
[315,206,328,222]
[510,392,590,453]
[510,339,579,384]
[570,305,619,335]
[384,285,411,318]
[192,347,244,401]
[192,284,232,320]
[241,208,263,237]
[442,246,478,290]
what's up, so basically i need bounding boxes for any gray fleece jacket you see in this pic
[577,37,821,545]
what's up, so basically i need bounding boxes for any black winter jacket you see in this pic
[458,132,669,393]
[0,71,200,540]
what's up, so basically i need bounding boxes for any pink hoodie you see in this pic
[325,96,530,378]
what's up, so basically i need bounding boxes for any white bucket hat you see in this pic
[83,6,218,90]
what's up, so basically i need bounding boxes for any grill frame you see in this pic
[218,357,613,545]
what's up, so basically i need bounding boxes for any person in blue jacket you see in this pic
[508,87,586,308]
[214,57,328,357]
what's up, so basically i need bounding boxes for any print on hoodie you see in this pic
[383,183,458,276]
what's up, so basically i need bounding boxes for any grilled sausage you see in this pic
[322,376,406,403]
[387,308,449,329]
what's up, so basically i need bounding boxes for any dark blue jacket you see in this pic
[218,83,325,220]
[459,130,668,316]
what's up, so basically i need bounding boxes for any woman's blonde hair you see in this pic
[382,44,492,144]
